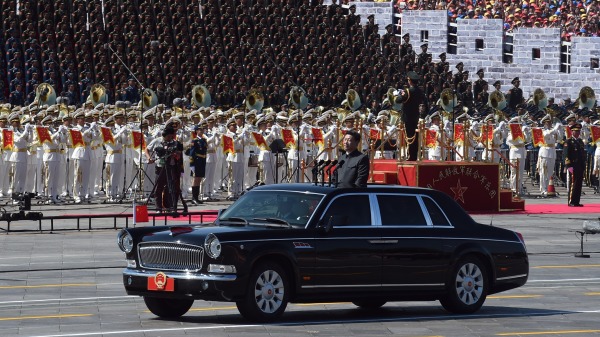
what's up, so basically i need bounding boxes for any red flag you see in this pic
[281,129,295,147]
[69,129,85,148]
[426,129,437,148]
[532,127,545,147]
[222,134,234,155]
[369,128,381,140]
[252,132,268,149]
[591,125,600,143]
[509,123,524,142]
[454,123,464,145]
[311,128,324,147]
[481,125,494,142]
[36,126,53,145]
[2,129,13,150]
[101,127,115,145]
[565,126,572,139]
[131,130,146,150]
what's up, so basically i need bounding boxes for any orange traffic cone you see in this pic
[547,176,556,197]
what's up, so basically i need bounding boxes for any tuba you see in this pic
[342,89,361,111]
[192,85,211,108]
[289,86,308,109]
[577,86,596,110]
[488,91,507,123]
[245,88,264,111]
[35,83,57,106]
[438,88,457,120]
[140,88,158,110]
[88,84,108,107]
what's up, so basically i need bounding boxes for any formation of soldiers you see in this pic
[0,83,597,207]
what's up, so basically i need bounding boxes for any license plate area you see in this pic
[147,272,175,291]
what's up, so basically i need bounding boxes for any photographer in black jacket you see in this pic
[150,127,184,212]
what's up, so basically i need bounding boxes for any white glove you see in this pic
[89,122,97,129]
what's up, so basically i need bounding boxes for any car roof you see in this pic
[250,183,436,195]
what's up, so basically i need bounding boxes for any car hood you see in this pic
[139,223,294,244]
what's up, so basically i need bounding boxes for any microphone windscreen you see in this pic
[330,160,338,166]
[324,160,331,166]
[317,159,325,166]
[337,159,345,166]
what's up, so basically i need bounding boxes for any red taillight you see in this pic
[515,231,526,249]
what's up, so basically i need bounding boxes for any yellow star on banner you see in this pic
[450,179,468,203]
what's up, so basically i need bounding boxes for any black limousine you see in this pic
[118,184,528,322]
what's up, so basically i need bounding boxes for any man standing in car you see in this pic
[336,130,369,188]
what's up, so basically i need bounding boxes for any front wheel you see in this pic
[236,262,289,322]
[439,256,488,314]
[143,297,194,318]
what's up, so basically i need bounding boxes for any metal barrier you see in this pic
[1,210,219,233]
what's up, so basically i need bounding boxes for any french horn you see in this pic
[289,86,308,110]
[577,86,596,110]
[342,89,361,111]
[383,87,403,111]
[192,85,211,108]
[245,88,264,111]
[141,88,158,110]
[35,83,57,106]
[88,84,108,107]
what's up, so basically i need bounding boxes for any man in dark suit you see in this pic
[337,130,369,188]
[564,123,585,207]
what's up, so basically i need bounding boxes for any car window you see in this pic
[322,195,371,226]
[422,196,451,227]
[377,194,427,227]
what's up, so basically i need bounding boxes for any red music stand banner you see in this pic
[397,161,500,212]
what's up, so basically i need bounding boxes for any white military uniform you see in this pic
[9,123,33,195]
[105,123,129,200]
[482,120,507,163]
[538,116,561,195]
[506,119,531,195]
[42,123,66,203]
[201,126,219,199]
[71,122,96,202]
[226,125,244,199]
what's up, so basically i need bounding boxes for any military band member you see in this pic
[187,124,208,205]
[454,111,478,162]
[226,117,244,200]
[538,114,561,196]
[105,112,129,201]
[427,111,445,161]
[286,113,301,183]
[255,116,276,185]
[8,113,33,201]
[71,110,97,203]
[243,110,259,188]
[0,113,9,196]
[41,116,66,203]
[564,123,585,206]
[507,77,524,110]
[202,115,219,200]
[482,114,507,163]
[22,116,39,196]
[473,69,486,102]
[506,116,531,196]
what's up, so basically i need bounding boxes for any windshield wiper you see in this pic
[218,217,248,226]
[253,218,293,228]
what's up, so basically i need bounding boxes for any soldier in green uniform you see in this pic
[564,123,585,207]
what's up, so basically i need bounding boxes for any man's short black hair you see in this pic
[345,129,361,142]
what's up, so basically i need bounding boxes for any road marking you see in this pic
[0,295,130,305]
[188,306,237,312]
[533,264,600,269]
[0,283,96,289]
[497,329,600,336]
[527,277,600,283]
[585,292,600,295]
[0,313,92,321]
[488,295,542,299]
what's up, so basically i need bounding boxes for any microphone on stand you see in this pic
[324,160,338,186]
[317,160,331,186]
[312,159,325,185]
[331,159,345,187]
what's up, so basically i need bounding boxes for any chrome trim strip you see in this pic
[496,274,528,281]
[123,268,237,281]
[222,236,521,245]
[301,283,443,289]
[368,239,399,244]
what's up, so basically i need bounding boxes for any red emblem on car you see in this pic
[154,272,167,290]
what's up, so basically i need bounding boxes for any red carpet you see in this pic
[513,203,600,214]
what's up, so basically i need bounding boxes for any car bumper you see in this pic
[122,268,239,301]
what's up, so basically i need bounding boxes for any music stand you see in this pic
[270,139,287,184]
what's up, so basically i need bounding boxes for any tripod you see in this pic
[146,154,188,215]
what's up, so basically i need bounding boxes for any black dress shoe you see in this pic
[575,204,584,207]
[568,203,576,207]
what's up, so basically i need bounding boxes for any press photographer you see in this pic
[147,127,184,213]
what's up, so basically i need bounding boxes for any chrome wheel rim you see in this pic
[455,262,484,305]
[254,269,284,314]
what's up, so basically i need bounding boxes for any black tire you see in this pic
[352,300,387,309]
[143,297,194,318]
[439,256,488,314]
[236,262,289,322]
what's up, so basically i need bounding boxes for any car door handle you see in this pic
[368,240,398,244]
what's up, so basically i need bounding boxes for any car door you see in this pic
[377,193,451,290]
[307,193,382,292]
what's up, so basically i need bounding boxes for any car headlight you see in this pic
[117,229,134,253]
[204,233,221,259]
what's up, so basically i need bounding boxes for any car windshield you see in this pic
[218,190,324,228]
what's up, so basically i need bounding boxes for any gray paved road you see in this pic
[1,184,600,337]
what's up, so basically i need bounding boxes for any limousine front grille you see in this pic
[138,242,203,272]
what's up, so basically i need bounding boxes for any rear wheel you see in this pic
[440,256,488,314]
[352,300,387,309]
[143,297,194,318]
[236,262,289,322]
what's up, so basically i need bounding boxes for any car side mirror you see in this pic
[318,215,343,233]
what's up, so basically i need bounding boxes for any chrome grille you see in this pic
[138,242,203,271]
